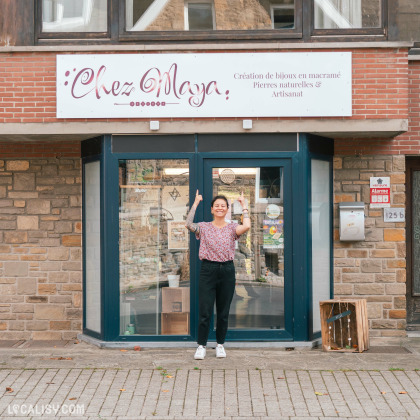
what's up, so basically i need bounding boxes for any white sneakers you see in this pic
[194,345,206,360]
[194,344,227,359]
[216,344,226,358]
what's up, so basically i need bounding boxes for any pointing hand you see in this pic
[237,191,246,207]
[194,189,203,206]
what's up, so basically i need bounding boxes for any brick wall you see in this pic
[335,60,420,155]
[0,49,409,123]
[0,142,82,340]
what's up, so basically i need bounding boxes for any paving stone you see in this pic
[1,345,420,420]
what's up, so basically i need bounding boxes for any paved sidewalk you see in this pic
[0,338,419,419]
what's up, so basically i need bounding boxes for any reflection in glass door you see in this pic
[119,159,190,336]
[212,166,285,330]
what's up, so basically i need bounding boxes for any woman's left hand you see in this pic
[237,191,246,208]
[236,190,250,236]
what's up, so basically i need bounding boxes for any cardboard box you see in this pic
[162,287,190,313]
[161,312,189,335]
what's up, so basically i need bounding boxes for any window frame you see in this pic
[184,0,216,31]
[33,0,391,44]
[310,0,387,40]
[118,0,303,42]
[36,0,112,40]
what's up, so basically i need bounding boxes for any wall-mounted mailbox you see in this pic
[339,202,365,241]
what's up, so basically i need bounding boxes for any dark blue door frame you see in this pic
[81,135,334,343]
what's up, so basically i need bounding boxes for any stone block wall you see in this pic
[333,154,406,340]
[0,142,82,340]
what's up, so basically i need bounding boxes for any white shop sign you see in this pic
[56,52,352,119]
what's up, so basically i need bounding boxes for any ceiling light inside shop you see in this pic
[163,168,190,175]
[217,168,257,175]
[163,168,257,176]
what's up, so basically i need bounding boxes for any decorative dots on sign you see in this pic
[126,101,168,107]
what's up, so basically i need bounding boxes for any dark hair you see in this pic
[211,195,229,208]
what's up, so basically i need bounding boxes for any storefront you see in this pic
[62,50,342,344]
[82,133,332,343]
[1,0,418,345]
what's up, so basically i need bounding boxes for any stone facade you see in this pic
[0,157,82,340]
[333,154,406,340]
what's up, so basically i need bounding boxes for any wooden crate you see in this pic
[319,299,369,353]
[162,287,190,313]
[161,312,190,335]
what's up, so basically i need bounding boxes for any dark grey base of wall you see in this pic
[78,333,319,349]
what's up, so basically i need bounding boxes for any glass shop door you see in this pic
[202,158,293,340]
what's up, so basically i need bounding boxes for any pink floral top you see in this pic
[196,222,240,262]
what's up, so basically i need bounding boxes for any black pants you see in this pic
[197,259,236,346]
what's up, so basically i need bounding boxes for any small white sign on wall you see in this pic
[56,52,352,119]
[384,208,405,222]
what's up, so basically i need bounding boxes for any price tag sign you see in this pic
[384,208,405,222]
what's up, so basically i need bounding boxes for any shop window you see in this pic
[38,0,108,38]
[185,2,215,31]
[122,0,301,38]
[119,159,191,336]
[84,160,102,334]
[311,159,332,334]
[313,0,384,36]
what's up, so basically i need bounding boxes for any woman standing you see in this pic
[185,190,250,359]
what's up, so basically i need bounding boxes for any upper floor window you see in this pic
[124,0,299,33]
[35,0,387,43]
[185,2,215,31]
[40,0,108,35]
[314,0,382,30]
[271,2,295,29]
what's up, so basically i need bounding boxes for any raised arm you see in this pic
[185,190,203,234]
[236,191,251,236]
